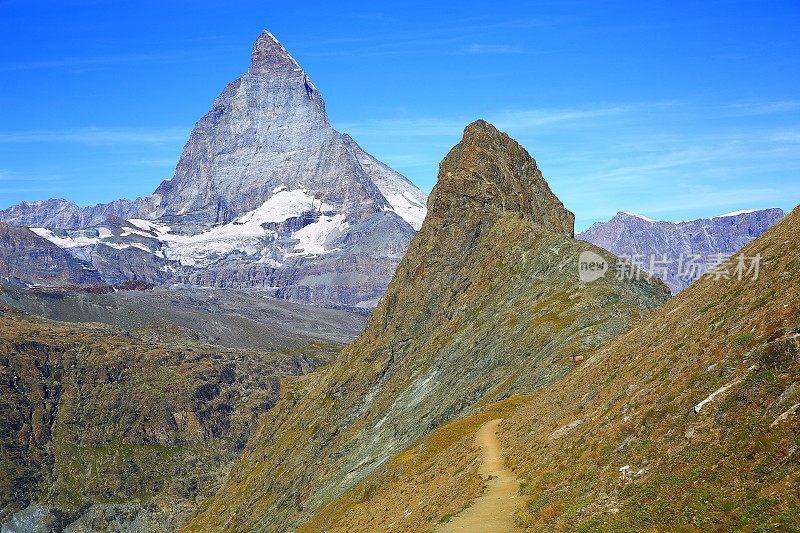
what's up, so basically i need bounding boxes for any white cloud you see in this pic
[337,105,628,139]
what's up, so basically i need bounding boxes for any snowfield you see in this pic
[32,189,347,269]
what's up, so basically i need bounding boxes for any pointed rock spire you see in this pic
[430,119,575,237]
[250,30,301,75]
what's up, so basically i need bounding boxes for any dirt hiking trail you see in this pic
[437,418,524,532]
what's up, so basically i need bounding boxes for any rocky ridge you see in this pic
[330,204,800,531]
[183,121,669,531]
[0,199,141,230]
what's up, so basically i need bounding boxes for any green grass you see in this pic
[734,332,754,346]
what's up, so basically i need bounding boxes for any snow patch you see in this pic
[383,192,427,231]
[32,189,343,269]
[237,189,327,225]
[289,213,347,256]
[621,211,656,223]
[136,189,336,267]
[713,209,759,219]
[30,228,100,249]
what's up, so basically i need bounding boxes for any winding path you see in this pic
[437,419,524,532]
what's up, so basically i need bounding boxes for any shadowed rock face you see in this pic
[577,208,784,292]
[184,121,669,532]
[0,222,101,286]
[0,31,428,307]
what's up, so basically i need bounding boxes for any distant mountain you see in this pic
[0,198,140,230]
[0,222,101,287]
[0,31,427,308]
[577,208,784,293]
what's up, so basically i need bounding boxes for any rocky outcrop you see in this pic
[577,208,784,292]
[432,119,574,237]
[298,206,800,533]
[184,121,669,531]
[0,31,427,307]
[0,222,101,287]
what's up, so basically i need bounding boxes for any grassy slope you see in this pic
[306,206,800,532]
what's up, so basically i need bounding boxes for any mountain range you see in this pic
[578,208,784,293]
[0,31,784,308]
[2,117,798,532]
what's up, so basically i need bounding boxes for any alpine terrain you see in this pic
[184,120,670,531]
[295,205,800,532]
[0,290,363,531]
[0,31,427,308]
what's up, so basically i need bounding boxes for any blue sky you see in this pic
[1,0,798,231]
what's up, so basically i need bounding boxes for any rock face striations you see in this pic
[578,208,784,293]
[184,121,669,531]
[0,31,427,307]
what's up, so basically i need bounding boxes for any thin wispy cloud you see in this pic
[300,17,559,58]
[0,169,59,183]
[726,100,800,115]
[0,44,241,73]
[0,127,189,146]
[336,99,800,229]
[459,44,524,55]
[0,53,186,72]
[338,105,628,138]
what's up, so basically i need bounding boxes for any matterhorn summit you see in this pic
[0,31,428,307]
